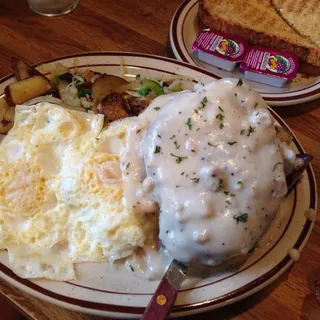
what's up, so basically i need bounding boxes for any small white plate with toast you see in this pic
[170,0,320,107]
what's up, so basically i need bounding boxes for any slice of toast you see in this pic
[271,0,320,47]
[199,0,320,69]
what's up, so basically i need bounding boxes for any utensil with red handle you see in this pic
[141,259,188,320]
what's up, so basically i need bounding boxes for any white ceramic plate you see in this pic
[169,0,320,107]
[0,52,317,319]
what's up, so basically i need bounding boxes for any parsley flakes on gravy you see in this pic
[247,126,256,136]
[216,113,224,121]
[201,96,208,108]
[216,179,224,191]
[233,213,248,224]
[185,118,192,130]
[170,153,188,164]
[154,145,161,153]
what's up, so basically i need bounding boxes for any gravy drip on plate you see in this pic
[121,79,287,265]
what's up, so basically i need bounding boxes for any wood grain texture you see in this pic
[0,0,319,319]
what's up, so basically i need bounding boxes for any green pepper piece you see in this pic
[141,79,164,96]
[77,88,92,98]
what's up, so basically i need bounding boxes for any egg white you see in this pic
[0,102,145,280]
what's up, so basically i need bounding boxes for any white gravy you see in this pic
[121,79,287,265]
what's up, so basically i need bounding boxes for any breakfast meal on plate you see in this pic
[198,0,320,75]
[0,59,312,281]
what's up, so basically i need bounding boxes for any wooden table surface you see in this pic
[0,0,319,319]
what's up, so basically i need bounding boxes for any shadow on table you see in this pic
[2,1,36,19]
[0,295,26,320]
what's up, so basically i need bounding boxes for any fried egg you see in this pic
[0,102,144,280]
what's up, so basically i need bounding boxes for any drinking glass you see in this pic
[27,0,80,17]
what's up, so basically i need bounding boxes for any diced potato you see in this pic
[0,121,13,134]
[11,57,43,81]
[0,97,9,120]
[5,76,51,106]
[91,75,128,101]
[3,107,15,122]
[82,69,101,83]
[97,93,129,123]
[118,80,142,92]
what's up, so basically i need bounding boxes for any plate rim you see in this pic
[0,51,317,318]
[169,0,320,107]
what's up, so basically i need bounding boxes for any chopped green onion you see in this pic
[186,118,192,130]
[170,153,188,164]
[247,126,256,136]
[216,113,224,121]
[216,179,224,191]
[201,96,208,108]
[233,213,248,224]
